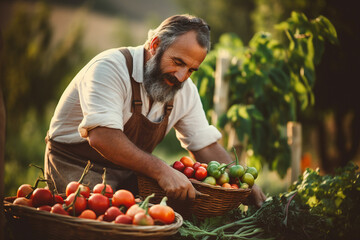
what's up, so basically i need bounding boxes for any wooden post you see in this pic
[0,89,5,240]
[212,50,230,125]
[287,122,302,183]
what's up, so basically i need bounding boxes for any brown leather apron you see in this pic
[44,48,173,195]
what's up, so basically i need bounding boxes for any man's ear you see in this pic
[150,37,160,54]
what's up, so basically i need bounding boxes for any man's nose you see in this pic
[174,68,190,82]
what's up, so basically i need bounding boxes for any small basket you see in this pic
[3,196,183,240]
[137,174,252,220]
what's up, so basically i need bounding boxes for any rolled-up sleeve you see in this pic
[174,81,222,151]
[77,58,128,138]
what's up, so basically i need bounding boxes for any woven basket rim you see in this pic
[4,196,183,236]
[189,178,252,193]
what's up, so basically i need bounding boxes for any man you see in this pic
[45,14,266,206]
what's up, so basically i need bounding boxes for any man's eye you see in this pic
[173,59,183,66]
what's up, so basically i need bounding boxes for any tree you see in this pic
[0,2,86,195]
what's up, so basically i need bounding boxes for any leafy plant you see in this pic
[191,12,338,177]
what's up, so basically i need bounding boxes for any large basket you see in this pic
[3,196,183,240]
[137,174,252,220]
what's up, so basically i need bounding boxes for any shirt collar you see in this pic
[131,45,145,83]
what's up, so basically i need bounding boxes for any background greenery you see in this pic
[1,0,359,197]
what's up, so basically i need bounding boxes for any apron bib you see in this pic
[44,48,173,195]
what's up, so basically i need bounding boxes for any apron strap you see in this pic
[119,48,142,113]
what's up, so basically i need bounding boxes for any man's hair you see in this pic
[144,14,211,53]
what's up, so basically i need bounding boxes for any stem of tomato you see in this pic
[77,160,93,184]
[63,185,82,216]
[101,168,107,196]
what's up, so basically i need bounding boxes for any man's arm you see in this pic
[191,142,267,207]
[87,126,196,200]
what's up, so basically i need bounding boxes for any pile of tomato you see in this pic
[12,164,176,226]
[173,156,258,189]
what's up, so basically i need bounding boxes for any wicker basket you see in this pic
[137,174,252,220]
[3,196,183,240]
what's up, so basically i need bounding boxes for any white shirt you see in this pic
[48,45,221,151]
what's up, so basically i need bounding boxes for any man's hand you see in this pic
[156,166,196,201]
[247,184,267,208]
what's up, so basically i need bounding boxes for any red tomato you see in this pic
[54,194,64,204]
[65,193,87,216]
[133,212,154,226]
[112,189,135,208]
[103,206,123,222]
[192,162,201,171]
[51,203,69,216]
[78,209,97,219]
[16,184,33,198]
[195,166,207,181]
[37,205,52,212]
[172,161,185,172]
[66,181,90,198]
[114,214,133,224]
[148,204,175,224]
[13,197,33,207]
[231,183,239,189]
[200,163,208,169]
[88,193,110,216]
[32,188,53,207]
[183,167,195,178]
[93,183,113,198]
[180,156,195,168]
[97,214,105,221]
[222,183,232,188]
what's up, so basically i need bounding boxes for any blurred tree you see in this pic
[0,2,86,195]
[176,0,255,45]
[254,0,360,173]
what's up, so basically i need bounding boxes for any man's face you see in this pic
[144,31,207,103]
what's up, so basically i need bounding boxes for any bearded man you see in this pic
[44,14,266,206]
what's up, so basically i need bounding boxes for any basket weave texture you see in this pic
[137,174,252,220]
[3,196,183,240]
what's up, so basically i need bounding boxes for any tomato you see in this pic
[114,214,133,224]
[112,189,135,208]
[241,173,254,187]
[192,162,201,171]
[172,161,185,172]
[37,205,52,212]
[240,183,249,189]
[133,212,154,226]
[54,194,64,204]
[16,184,33,198]
[180,156,194,168]
[222,183,232,188]
[64,193,87,216]
[246,167,258,179]
[217,172,230,185]
[88,193,110,216]
[103,206,123,222]
[200,163,208,169]
[202,176,216,185]
[195,166,207,181]
[183,166,195,178]
[229,165,245,178]
[207,164,221,179]
[125,204,145,218]
[148,197,175,224]
[208,161,220,167]
[93,183,113,198]
[66,181,90,198]
[51,203,69,216]
[78,209,97,219]
[97,214,105,221]
[13,197,33,207]
[32,188,53,207]
[231,183,239,189]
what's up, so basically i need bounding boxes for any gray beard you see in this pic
[143,50,183,103]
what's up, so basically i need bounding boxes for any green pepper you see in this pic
[207,164,222,179]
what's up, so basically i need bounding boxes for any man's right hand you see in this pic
[156,166,196,201]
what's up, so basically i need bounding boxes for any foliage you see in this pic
[0,2,87,195]
[191,12,338,178]
[289,162,360,239]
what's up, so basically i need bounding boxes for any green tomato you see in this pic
[240,183,249,189]
[217,172,230,185]
[241,173,254,187]
[203,176,217,185]
[208,161,220,167]
[229,165,245,178]
[246,167,258,179]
